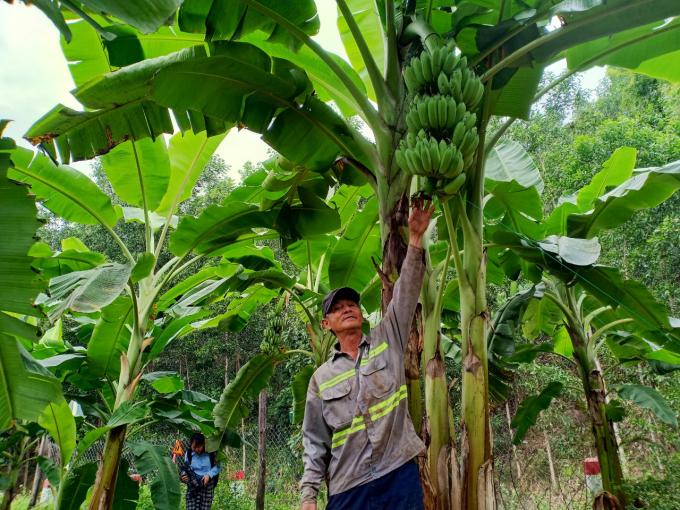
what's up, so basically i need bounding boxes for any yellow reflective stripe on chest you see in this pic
[318,342,389,393]
[359,342,388,366]
[318,369,355,393]
[331,385,408,448]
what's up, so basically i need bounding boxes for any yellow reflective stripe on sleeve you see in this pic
[318,369,355,393]
[359,342,388,366]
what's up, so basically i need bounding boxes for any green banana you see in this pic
[464,134,480,158]
[451,122,465,147]
[450,69,462,91]
[465,112,477,131]
[395,149,410,173]
[405,66,419,94]
[421,51,433,82]
[432,47,442,77]
[442,52,456,75]
[463,151,475,170]
[439,146,453,174]
[406,132,416,149]
[454,55,468,72]
[420,142,432,173]
[468,80,484,110]
[427,97,438,128]
[454,101,466,125]
[461,68,470,92]
[406,111,418,133]
[445,97,457,130]
[460,128,478,156]
[446,38,456,51]
[437,97,447,129]
[438,72,451,95]
[412,57,426,85]
[462,78,474,104]
[443,173,466,194]
[418,100,429,129]
[407,148,423,174]
[418,128,427,140]
[445,150,463,179]
[429,142,440,172]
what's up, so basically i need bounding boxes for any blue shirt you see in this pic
[184,451,220,480]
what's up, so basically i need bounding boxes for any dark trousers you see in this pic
[326,460,425,510]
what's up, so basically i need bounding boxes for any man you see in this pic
[300,198,435,510]
[180,433,220,510]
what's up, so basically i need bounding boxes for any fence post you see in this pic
[256,389,267,510]
[505,402,521,480]
[28,438,48,509]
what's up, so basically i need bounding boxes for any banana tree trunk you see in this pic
[566,326,628,506]
[1,463,20,510]
[421,311,455,510]
[2,438,28,510]
[458,250,494,510]
[455,87,496,508]
[87,424,127,510]
[405,304,424,436]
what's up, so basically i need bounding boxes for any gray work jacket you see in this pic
[300,245,426,504]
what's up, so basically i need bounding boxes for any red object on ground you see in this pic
[130,474,142,484]
[584,457,601,475]
[229,470,245,481]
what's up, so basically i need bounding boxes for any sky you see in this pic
[0,2,605,178]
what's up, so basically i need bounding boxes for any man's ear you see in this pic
[321,317,331,331]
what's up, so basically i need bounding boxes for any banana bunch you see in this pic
[406,95,475,136]
[261,310,285,354]
[404,42,484,111]
[395,131,464,180]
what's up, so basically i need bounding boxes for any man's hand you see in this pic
[202,474,210,485]
[408,197,435,248]
[181,475,189,483]
[301,504,317,510]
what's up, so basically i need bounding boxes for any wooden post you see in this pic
[28,438,47,509]
[255,389,267,510]
[543,429,557,490]
[224,356,230,474]
[22,456,29,493]
[505,403,521,480]
[236,353,246,473]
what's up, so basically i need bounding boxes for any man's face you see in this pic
[191,441,204,456]
[322,298,363,334]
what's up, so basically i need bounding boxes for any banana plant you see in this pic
[1,128,65,510]
[485,149,680,505]
[23,1,680,508]
[4,129,334,510]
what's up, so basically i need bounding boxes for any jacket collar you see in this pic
[331,333,369,362]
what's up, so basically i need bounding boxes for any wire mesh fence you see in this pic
[49,400,646,509]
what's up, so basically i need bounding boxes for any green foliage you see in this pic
[622,455,680,510]
[511,381,564,445]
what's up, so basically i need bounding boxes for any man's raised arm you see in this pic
[381,198,435,352]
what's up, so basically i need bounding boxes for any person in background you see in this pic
[181,433,220,510]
